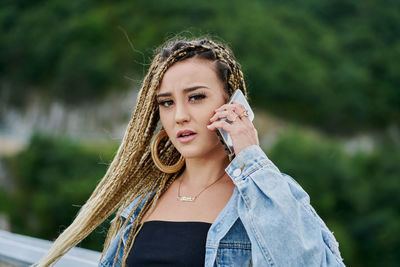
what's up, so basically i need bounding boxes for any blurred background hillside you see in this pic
[0,0,399,266]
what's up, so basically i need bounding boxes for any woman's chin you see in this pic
[179,149,205,160]
[178,144,226,160]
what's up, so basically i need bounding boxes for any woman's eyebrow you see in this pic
[155,86,209,100]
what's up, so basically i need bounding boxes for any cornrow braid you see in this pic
[36,37,248,267]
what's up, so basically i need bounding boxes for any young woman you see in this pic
[37,38,345,267]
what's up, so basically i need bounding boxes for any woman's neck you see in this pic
[180,149,231,189]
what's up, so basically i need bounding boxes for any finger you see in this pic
[215,102,241,112]
[206,119,233,132]
[229,102,250,122]
[210,110,238,122]
[215,101,246,115]
[237,110,251,123]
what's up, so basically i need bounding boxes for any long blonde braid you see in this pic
[36,37,248,267]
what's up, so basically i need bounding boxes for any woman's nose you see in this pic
[174,103,190,124]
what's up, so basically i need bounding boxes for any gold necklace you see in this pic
[177,171,226,202]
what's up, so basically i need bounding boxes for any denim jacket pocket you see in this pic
[215,241,252,267]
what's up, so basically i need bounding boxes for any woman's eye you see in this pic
[189,94,206,102]
[158,100,173,107]
[158,94,205,108]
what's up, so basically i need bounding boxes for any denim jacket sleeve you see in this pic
[225,145,345,266]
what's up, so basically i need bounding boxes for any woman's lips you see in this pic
[177,133,197,143]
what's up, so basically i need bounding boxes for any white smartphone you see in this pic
[215,89,254,160]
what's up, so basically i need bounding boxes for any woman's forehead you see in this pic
[157,58,220,92]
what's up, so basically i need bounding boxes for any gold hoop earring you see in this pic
[151,129,185,173]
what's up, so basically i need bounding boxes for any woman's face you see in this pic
[156,57,229,159]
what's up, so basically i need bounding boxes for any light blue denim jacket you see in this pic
[100,145,345,267]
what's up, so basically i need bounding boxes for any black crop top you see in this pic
[126,220,212,267]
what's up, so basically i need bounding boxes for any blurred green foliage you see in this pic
[1,0,399,134]
[3,134,118,251]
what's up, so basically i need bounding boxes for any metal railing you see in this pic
[0,230,101,267]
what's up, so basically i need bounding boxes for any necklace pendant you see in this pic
[177,196,196,202]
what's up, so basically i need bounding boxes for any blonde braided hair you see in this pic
[36,37,248,267]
